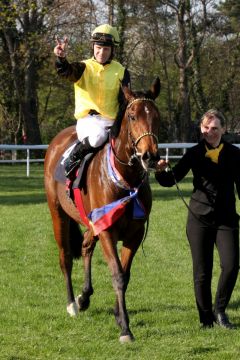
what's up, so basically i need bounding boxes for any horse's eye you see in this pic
[128,113,136,121]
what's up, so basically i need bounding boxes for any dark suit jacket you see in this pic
[155,139,240,227]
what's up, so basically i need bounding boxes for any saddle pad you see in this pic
[54,142,77,184]
[54,142,94,188]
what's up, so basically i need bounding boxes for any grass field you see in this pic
[0,164,240,360]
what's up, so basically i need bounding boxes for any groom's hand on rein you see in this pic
[156,159,169,172]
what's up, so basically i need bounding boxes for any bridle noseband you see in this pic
[111,97,159,167]
[133,132,159,147]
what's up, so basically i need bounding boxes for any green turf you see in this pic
[0,164,240,359]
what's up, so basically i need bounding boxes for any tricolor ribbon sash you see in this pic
[87,144,146,235]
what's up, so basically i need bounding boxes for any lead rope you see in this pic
[168,163,191,212]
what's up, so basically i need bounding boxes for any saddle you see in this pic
[54,142,95,194]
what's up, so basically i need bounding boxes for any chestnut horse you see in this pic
[44,78,161,342]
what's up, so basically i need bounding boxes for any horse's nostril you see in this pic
[142,151,151,161]
[141,152,160,170]
[142,151,160,162]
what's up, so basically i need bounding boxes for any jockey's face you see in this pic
[94,44,112,64]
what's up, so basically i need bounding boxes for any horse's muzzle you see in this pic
[141,151,160,171]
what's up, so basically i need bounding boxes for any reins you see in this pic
[110,139,136,167]
[167,162,193,214]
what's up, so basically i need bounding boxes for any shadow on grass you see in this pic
[0,176,47,205]
[188,346,219,356]
[229,298,240,310]
[0,167,192,205]
[1,193,47,205]
[149,173,193,186]
[151,188,192,201]
[0,175,44,191]
[91,303,190,317]
[149,174,192,201]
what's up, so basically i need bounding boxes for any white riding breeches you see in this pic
[76,115,114,147]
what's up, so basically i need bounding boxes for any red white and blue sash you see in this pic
[87,144,146,235]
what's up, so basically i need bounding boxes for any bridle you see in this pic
[131,131,158,147]
[111,97,159,167]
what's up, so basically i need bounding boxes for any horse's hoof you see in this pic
[119,334,135,343]
[67,301,78,317]
[75,294,90,311]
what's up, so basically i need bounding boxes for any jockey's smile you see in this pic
[94,44,112,64]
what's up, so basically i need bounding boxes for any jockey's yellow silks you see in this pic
[74,58,125,120]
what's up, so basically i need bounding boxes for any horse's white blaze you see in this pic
[67,301,79,316]
[144,105,150,113]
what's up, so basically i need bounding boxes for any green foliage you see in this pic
[219,0,240,32]
[2,1,240,144]
[38,58,75,143]
[0,165,240,359]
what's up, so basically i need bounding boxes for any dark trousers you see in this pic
[186,212,239,325]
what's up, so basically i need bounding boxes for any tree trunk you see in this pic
[190,2,208,117]
[115,0,127,64]
[174,0,192,141]
[23,49,42,144]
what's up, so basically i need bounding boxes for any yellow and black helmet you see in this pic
[91,24,120,46]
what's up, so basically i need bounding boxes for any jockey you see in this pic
[54,24,131,177]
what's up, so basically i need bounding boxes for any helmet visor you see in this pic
[91,33,114,45]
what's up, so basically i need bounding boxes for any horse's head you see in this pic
[121,77,161,171]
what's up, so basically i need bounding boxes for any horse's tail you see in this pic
[69,219,83,259]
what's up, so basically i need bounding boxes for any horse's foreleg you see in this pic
[59,248,78,316]
[76,231,97,311]
[113,266,130,329]
[51,207,78,316]
[113,226,145,339]
[99,232,134,343]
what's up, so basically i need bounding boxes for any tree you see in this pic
[158,0,192,141]
[0,0,52,144]
[0,0,97,144]
[216,0,240,131]
[1,0,240,144]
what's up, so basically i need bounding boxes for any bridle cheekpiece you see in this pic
[127,97,158,147]
[111,97,159,167]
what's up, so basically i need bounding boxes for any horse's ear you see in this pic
[149,77,161,100]
[121,83,135,102]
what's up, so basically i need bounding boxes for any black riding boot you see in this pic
[64,137,93,177]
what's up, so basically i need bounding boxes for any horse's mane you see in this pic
[110,89,154,139]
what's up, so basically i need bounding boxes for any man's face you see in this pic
[200,116,225,147]
[94,44,112,64]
